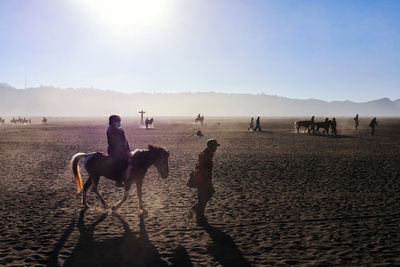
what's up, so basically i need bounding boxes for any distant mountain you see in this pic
[0,84,399,117]
[0,82,13,88]
[394,99,400,109]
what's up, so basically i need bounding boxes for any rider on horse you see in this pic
[107,115,131,187]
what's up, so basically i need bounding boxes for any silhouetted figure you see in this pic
[145,117,154,129]
[191,139,220,225]
[331,118,337,137]
[369,117,379,136]
[196,130,203,137]
[195,114,204,125]
[254,116,262,132]
[107,115,131,187]
[248,117,254,131]
[308,116,315,134]
[354,114,359,130]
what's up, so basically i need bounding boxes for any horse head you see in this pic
[148,145,169,179]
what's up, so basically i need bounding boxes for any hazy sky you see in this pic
[1,0,399,102]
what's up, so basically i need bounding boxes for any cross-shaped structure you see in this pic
[139,110,146,125]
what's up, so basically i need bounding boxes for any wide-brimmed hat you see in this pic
[207,139,220,147]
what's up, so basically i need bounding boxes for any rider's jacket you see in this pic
[107,126,131,165]
[194,147,214,187]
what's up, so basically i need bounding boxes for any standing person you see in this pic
[331,118,337,137]
[354,114,359,130]
[191,139,220,225]
[254,116,262,132]
[248,117,254,131]
[107,115,131,187]
[369,117,379,136]
[308,116,315,134]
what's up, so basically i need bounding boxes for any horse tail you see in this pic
[71,152,87,194]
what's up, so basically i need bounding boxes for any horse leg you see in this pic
[112,184,131,211]
[92,177,109,209]
[136,180,148,216]
[81,177,93,208]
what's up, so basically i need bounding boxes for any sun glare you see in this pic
[80,0,168,36]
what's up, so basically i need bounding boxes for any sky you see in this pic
[0,0,399,102]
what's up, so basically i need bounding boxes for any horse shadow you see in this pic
[47,209,192,267]
[202,222,251,267]
[316,134,354,139]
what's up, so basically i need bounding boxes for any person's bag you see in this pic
[186,171,197,188]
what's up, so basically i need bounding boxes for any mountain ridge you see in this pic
[1,84,399,117]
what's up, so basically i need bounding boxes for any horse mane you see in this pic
[148,145,170,158]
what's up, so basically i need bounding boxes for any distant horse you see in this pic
[195,115,204,125]
[145,118,153,129]
[315,119,331,135]
[71,145,170,213]
[22,118,31,125]
[294,120,311,133]
[42,117,47,124]
[10,117,30,125]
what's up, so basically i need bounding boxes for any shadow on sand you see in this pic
[47,208,193,267]
[290,133,355,139]
[202,222,251,267]
[315,134,354,139]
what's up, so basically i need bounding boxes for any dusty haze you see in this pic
[1,84,400,117]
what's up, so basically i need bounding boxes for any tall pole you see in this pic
[139,110,146,125]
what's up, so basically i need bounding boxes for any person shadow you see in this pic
[202,222,251,267]
[47,208,193,267]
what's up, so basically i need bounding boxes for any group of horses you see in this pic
[10,117,31,125]
[294,118,336,136]
[0,117,49,125]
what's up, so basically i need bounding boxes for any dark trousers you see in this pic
[110,156,128,182]
[193,184,214,218]
[254,125,262,132]
[371,127,375,136]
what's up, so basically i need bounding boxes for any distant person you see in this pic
[248,117,254,131]
[331,118,337,136]
[369,117,379,136]
[196,130,203,137]
[191,139,220,225]
[308,116,315,134]
[107,115,131,187]
[254,116,262,132]
[354,114,359,130]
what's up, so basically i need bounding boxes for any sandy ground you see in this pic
[1,117,400,266]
